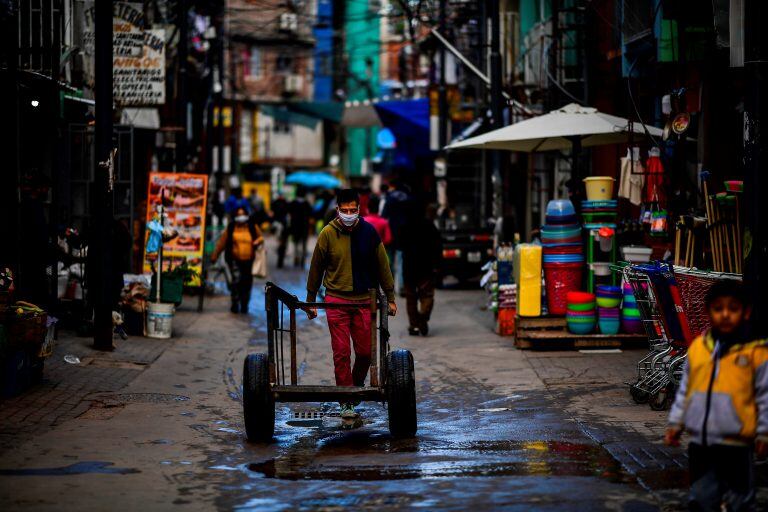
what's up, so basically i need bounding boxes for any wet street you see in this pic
[1,259,764,511]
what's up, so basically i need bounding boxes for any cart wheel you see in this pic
[243,353,275,442]
[649,389,670,411]
[386,349,417,438]
[630,384,650,404]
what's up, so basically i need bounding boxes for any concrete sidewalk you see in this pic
[0,299,212,455]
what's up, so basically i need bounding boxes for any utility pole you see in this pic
[488,0,503,219]
[91,0,114,350]
[1,5,21,277]
[548,0,561,110]
[176,0,188,172]
[438,0,448,149]
[743,0,768,337]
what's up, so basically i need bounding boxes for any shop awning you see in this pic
[259,104,320,129]
[288,101,344,123]
[285,171,341,189]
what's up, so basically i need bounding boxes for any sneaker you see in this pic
[408,326,420,336]
[419,320,429,336]
[340,403,358,419]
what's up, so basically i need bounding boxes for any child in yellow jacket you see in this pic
[665,281,768,511]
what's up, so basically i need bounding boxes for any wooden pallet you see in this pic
[514,316,648,350]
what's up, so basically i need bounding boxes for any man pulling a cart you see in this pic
[304,189,397,419]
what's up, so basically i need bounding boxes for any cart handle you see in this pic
[265,282,385,311]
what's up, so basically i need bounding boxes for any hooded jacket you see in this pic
[668,330,768,446]
[306,218,395,303]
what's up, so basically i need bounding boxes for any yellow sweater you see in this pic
[668,330,768,445]
[212,224,262,262]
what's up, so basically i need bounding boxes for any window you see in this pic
[276,54,294,73]
[246,47,262,78]
[273,120,291,134]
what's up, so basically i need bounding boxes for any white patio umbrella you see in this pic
[446,103,673,237]
[446,103,665,152]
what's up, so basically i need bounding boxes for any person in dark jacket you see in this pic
[271,195,289,268]
[400,203,442,336]
[288,189,313,267]
[211,207,264,313]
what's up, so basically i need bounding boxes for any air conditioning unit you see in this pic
[284,74,303,93]
[279,13,298,32]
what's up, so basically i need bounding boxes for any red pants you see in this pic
[325,295,372,387]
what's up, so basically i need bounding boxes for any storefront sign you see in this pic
[114,28,166,105]
[82,2,165,105]
[144,173,208,286]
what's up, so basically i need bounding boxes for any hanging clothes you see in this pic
[618,147,645,206]
[645,147,666,207]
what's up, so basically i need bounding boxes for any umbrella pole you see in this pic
[736,196,743,273]
[569,137,583,213]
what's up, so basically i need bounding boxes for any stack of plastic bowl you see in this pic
[566,291,596,334]
[581,199,617,230]
[596,285,621,334]
[621,283,643,334]
[542,200,584,315]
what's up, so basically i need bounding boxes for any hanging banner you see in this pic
[144,173,208,286]
[114,28,166,106]
[82,2,165,105]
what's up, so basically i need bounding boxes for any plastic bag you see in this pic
[146,220,163,254]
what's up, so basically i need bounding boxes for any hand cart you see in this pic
[242,282,417,442]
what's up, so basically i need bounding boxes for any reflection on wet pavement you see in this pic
[191,267,663,510]
[0,462,140,476]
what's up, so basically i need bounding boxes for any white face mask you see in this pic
[337,210,359,227]
[234,215,248,223]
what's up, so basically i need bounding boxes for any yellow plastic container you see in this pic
[513,244,542,317]
[583,177,615,200]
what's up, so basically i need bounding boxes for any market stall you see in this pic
[456,102,744,360]
[0,269,56,397]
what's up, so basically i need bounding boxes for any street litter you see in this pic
[63,355,81,364]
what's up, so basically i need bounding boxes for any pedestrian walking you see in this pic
[400,203,442,336]
[288,189,313,268]
[270,195,289,269]
[304,189,396,419]
[665,281,768,511]
[224,187,250,215]
[363,195,392,247]
[382,180,411,296]
[210,207,264,314]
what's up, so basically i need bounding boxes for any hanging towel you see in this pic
[645,148,666,206]
[619,154,645,206]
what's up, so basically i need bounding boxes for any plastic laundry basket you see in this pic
[583,177,615,201]
[544,263,583,316]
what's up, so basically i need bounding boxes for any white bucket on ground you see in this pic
[146,302,174,339]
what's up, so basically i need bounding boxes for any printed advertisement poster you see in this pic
[144,173,208,286]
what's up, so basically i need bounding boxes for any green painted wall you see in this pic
[520,0,550,38]
[344,1,380,177]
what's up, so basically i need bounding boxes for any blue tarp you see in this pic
[373,98,434,169]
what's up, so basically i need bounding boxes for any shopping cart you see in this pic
[623,263,742,411]
[622,263,688,410]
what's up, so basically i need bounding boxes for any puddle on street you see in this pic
[0,461,140,476]
[244,439,630,483]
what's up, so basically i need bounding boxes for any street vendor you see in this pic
[304,189,397,419]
